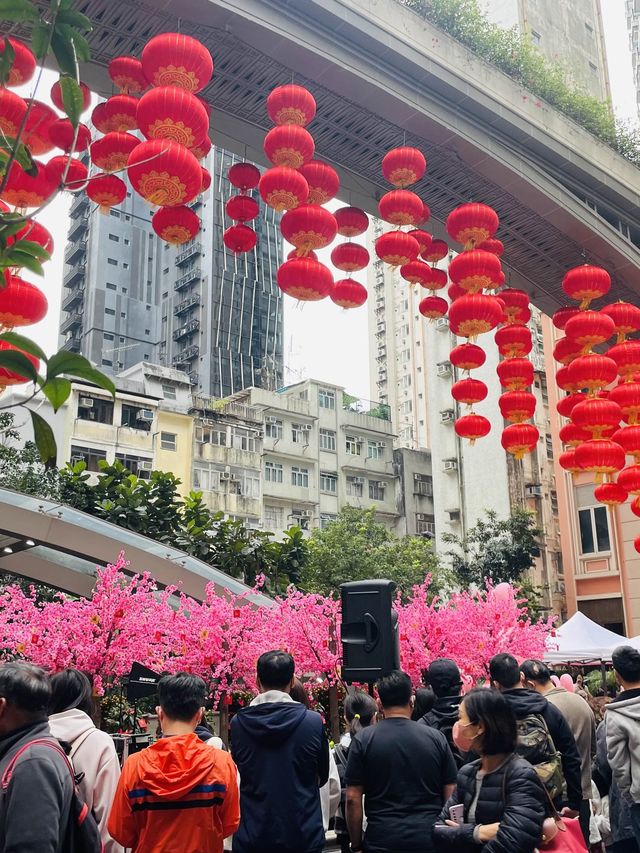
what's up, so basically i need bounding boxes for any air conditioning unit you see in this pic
[137,409,154,422]
[440,409,455,423]
[443,459,458,472]
[352,476,365,484]
[203,418,216,426]
[300,424,312,431]
[437,361,452,377]
[78,397,93,408]
[300,509,312,518]
[416,513,429,521]
[526,484,543,498]
[436,317,449,331]
[355,436,365,443]
[255,431,264,439]
[265,415,278,424]
[413,473,422,481]
[138,460,153,471]
[220,472,232,481]
[71,455,85,464]
[376,441,385,448]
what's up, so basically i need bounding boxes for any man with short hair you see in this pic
[418,658,468,766]
[489,652,582,816]
[231,650,329,853]
[345,670,457,853]
[108,672,239,852]
[0,661,75,852]
[606,644,640,846]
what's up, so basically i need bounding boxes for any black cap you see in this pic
[426,658,462,697]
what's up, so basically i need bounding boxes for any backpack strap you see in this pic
[1,738,74,791]
[333,743,349,771]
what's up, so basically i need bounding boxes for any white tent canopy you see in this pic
[544,611,629,663]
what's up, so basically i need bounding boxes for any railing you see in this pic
[174,294,200,315]
[172,318,200,341]
[61,336,81,352]
[68,217,88,239]
[63,262,85,287]
[69,195,89,218]
[172,345,199,364]
[64,240,87,263]
[175,242,202,266]
[61,287,84,311]
[192,396,261,423]
[175,268,201,290]
[60,312,82,333]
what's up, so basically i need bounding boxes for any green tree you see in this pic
[301,506,448,597]
[0,412,60,498]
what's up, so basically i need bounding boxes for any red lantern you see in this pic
[602,302,640,343]
[450,343,486,371]
[137,87,209,149]
[448,283,466,302]
[451,378,487,405]
[1,161,56,208]
[495,325,532,358]
[575,440,625,476]
[417,201,431,225]
[375,231,420,266]
[298,161,340,205]
[90,132,140,173]
[108,56,147,94]
[0,341,39,388]
[568,354,618,395]
[448,250,502,294]
[334,206,368,237]
[280,205,337,255]
[609,383,640,425]
[381,146,426,187]
[501,423,539,459]
[553,336,583,366]
[618,465,640,495]
[330,243,369,272]
[446,203,499,248]
[91,96,138,133]
[421,238,448,263]
[330,279,367,309]
[560,423,591,447]
[632,497,640,517]
[448,294,503,339]
[613,426,640,461]
[407,229,432,254]
[277,258,333,301]
[0,89,27,139]
[127,139,202,207]
[496,357,534,391]
[564,310,615,352]
[499,391,537,424]
[572,398,621,439]
[419,295,448,320]
[266,84,316,127]
[594,483,628,506]
[477,238,504,256]
[51,79,90,113]
[226,195,259,223]
[559,449,581,474]
[553,306,580,330]
[562,264,611,308]
[190,136,212,162]
[0,38,36,87]
[264,125,314,169]
[141,33,213,93]
[0,275,47,328]
[288,248,317,261]
[22,101,57,155]
[229,163,260,192]
[556,366,579,393]
[48,119,91,153]
[9,220,53,255]
[152,205,200,245]
[455,413,491,444]
[608,342,640,381]
[500,289,529,323]
[223,224,257,255]
[200,167,211,193]
[259,167,309,212]
[44,155,88,191]
[378,190,423,227]
[556,392,586,419]
[86,173,127,213]
[400,260,442,289]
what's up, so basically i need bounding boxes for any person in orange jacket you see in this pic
[108,673,240,853]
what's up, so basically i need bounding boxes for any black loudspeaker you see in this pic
[341,579,400,683]
[126,662,161,701]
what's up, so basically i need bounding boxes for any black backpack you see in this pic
[1,738,103,852]
[421,710,468,768]
[333,743,350,838]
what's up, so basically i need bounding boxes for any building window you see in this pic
[104,333,114,341]
[540,374,549,404]
[161,383,176,400]
[107,258,117,266]
[124,238,130,246]
[578,505,610,555]
[531,29,541,44]
[416,514,436,536]
[319,428,336,451]
[345,435,362,455]
[320,512,337,529]
[105,308,115,316]
[121,403,152,431]
[193,466,220,491]
[320,471,337,493]
[291,466,309,488]
[160,432,177,451]
[109,234,119,242]
[197,425,226,446]
[400,400,412,415]
[265,461,283,483]
[77,396,113,424]
[70,445,107,472]
[110,210,120,218]
[368,480,385,501]
[123,262,129,270]
[399,375,411,389]
[414,474,433,497]
[242,472,261,498]
[550,490,559,516]
[319,388,336,409]
[101,358,113,367]
[291,508,311,531]
[231,427,257,452]
[264,505,283,530]
[116,453,152,477]
[106,283,116,291]
[585,22,593,35]
[346,475,364,497]
[367,440,385,460]
[399,349,411,363]
[545,433,554,459]
[265,418,283,439]
[589,61,598,72]
[163,267,169,274]
[292,423,310,443]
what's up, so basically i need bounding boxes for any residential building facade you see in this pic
[626,0,640,119]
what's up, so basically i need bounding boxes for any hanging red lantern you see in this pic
[568,354,618,395]
[556,366,579,393]
[90,132,140,173]
[446,203,499,248]
[609,383,640,425]
[608,342,640,381]
[501,423,539,459]
[500,289,529,322]
[226,195,259,223]
[557,392,587,419]
[618,465,640,495]
[375,231,420,266]
[287,248,317,262]
[127,139,202,207]
[498,391,537,424]
[1,161,56,208]
[448,294,503,339]
[378,190,423,227]
[451,378,487,405]
[400,260,441,289]
[552,306,580,330]
[601,302,640,343]
[0,89,27,139]
[419,295,448,320]
[407,229,432,254]
[613,426,640,461]
[200,167,211,192]
[223,224,257,255]
[455,413,491,444]
[575,439,625,476]
[91,95,138,133]
[48,119,91,153]
[9,220,53,255]
[298,161,340,205]
[421,238,448,263]
[141,33,213,93]
[86,173,127,213]
[564,310,615,352]
[559,449,581,474]
[496,357,534,391]
[477,238,504,256]
[448,250,502,294]
[51,79,90,113]
[448,283,466,302]
[0,275,47,328]
[381,146,426,187]
[0,38,36,87]
[264,125,314,169]
[562,264,611,308]
[594,483,628,506]
[137,87,209,149]
[450,343,486,371]
[280,205,337,256]
[108,56,148,94]
[259,167,309,212]
[495,325,532,358]
[44,155,88,191]
[553,337,583,366]
[417,201,431,225]
[190,136,212,162]
[277,257,333,301]
[330,243,369,272]
[559,423,591,447]
[266,84,316,127]
[152,205,200,245]
[572,398,621,439]
[330,279,368,309]
[0,341,39,388]
[22,102,57,155]
[334,206,368,237]
[632,497,640,517]
[229,162,260,192]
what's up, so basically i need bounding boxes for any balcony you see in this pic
[61,287,84,312]
[69,195,89,219]
[60,312,83,334]
[175,268,201,290]
[62,336,81,352]
[68,218,87,241]
[188,371,199,385]
[173,318,200,341]
[63,261,85,287]
[188,197,203,211]
[64,240,87,264]
[175,242,202,266]
[172,344,199,366]
[174,294,200,316]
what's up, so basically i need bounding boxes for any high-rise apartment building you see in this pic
[626,0,640,118]
[60,147,283,399]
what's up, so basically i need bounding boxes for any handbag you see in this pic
[541,816,587,853]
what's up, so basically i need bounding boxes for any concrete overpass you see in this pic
[23,0,640,313]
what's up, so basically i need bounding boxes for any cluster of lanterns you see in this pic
[223,162,261,254]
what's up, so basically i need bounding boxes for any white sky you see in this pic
[22,1,637,403]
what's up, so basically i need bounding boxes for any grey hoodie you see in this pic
[606,688,640,803]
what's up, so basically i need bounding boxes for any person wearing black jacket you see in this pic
[418,659,469,767]
[489,652,583,814]
[433,689,547,853]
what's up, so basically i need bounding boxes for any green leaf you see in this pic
[0,349,38,383]
[67,28,91,63]
[0,0,38,22]
[56,8,92,31]
[31,22,50,60]
[40,376,71,411]
[0,331,46,362]
[46,352,116,397]
[30,409,57,465]
[5,250,44,276]
[0,215,26,242]
[56,75,83,127]
[0,37,15,86]
[50,30,78,79]
[0,137,37,176]
[9,239,51,260]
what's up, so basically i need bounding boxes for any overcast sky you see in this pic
[23,1,636,402]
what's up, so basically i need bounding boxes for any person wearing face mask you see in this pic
[433,688,547,853]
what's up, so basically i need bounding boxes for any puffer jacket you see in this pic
[605,687,640,803]
[433,754,547,853]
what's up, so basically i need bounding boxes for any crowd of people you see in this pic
[0,645,639,853]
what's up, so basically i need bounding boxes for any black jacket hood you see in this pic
[421,694,463,726]
[501,687,548,717]
[232,701,309,746]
